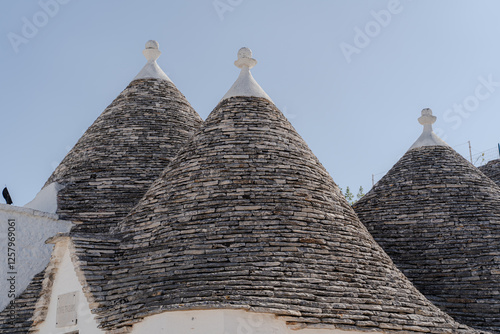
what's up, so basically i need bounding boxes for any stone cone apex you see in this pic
[354,143,500,331]
[408,108,449,150]
[94,93,477,331]
[479,158,500,187]
[40,41,203,233]
[221,47,273,103]
[133,40,172,82]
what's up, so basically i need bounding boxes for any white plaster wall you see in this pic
[24,182,64,213]
[36,241,104,334]
[0,203,72,310]
[132,309,380,334]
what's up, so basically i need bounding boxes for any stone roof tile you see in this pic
[44,43,203,233]
[84,95,482,333]
[354,143,500,332]
[0,42,203,334]
[479,158,500,187]
[0,270,45,333]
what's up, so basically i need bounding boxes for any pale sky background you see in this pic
[1,0,499,206]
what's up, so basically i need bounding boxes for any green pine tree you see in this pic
[344,186,354,204]
[356,186,365,201]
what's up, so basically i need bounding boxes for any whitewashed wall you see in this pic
[131,309,378,334]
[35,240,103,334]
[0,203,72,310]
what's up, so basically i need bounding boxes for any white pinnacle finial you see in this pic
[221,47,272,102]
[418,108,437,127]
[145,40,159,49]
[234,47,257,69]
[409,108,448,150]
[143,40,161,62]
[133,40,171,82]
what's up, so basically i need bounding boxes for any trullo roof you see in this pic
[0,40,202,334]
[87,50,479,333]
[353,109,500,333]
[41,40,203,233]
[479,158,500,187]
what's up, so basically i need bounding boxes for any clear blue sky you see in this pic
[1,0,499,205]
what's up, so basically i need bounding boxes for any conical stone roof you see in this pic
[95,50,477,333]
[0,41,203,334]
[43,41,203,233]
[353,109,500,333]
[479,158,500,187]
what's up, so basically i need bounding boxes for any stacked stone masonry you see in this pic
[0,64,492,332]
[479,158,500,187]
[0,77,202,334]
[353,146,500,333]
[73,97,481,333]
[0,271,45,334]
[45,78,203,233]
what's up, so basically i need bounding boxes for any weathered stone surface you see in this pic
[479,158,500,187]
[46,78,203,234]
[0,271,45,333]
[79,97,480,333]
[354,146,500,333]
[0,77,202,334]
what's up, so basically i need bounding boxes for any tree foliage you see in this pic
[340,185,365,205]
[344,186,354,204]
